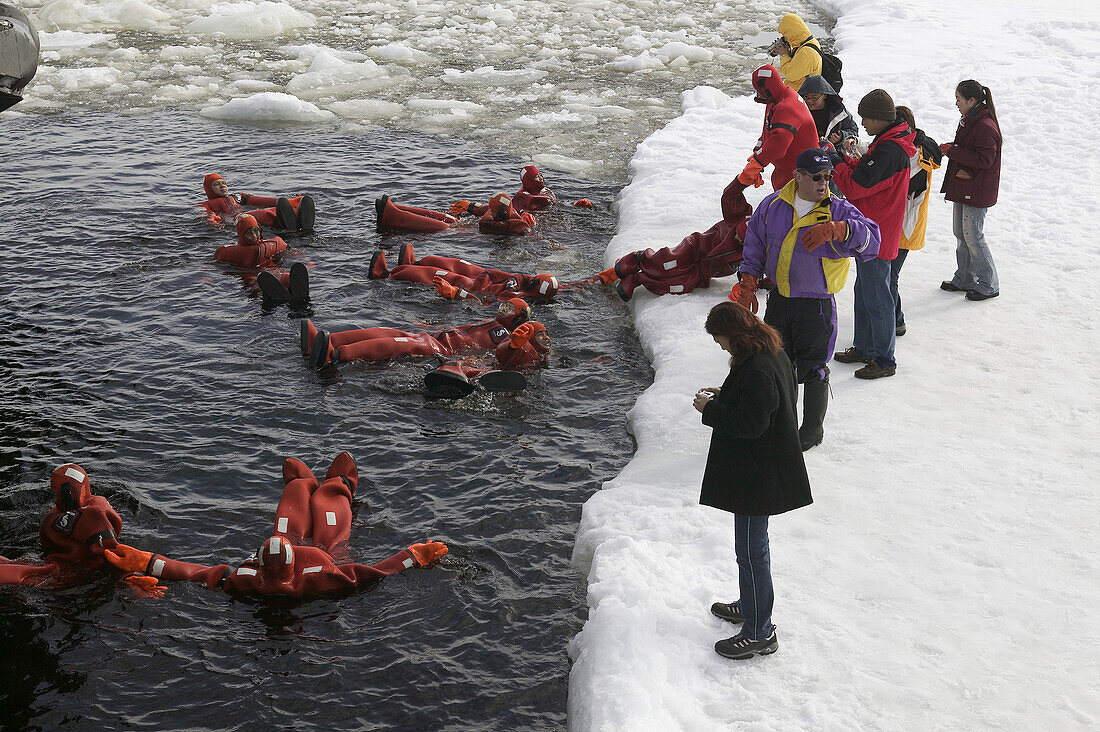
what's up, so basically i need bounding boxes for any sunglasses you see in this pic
[799,170,832,182]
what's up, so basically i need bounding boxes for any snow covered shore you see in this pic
[569,0,1100,728]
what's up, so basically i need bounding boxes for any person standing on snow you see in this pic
[731,148,880,450]
[767,13,823,92]
[738,64,820,192]
[938,80,1001,301]
[693,301,812,660]
[831,89,917,380]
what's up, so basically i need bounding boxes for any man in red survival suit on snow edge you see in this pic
[0,464,153,593]
[605,178,754,301]
[300,297,531,370]
[102,453,447,597]
[739,64,820,192]
[199,173,316,232]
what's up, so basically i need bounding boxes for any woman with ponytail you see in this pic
[693,301,812,660]
[939,80,1002,300]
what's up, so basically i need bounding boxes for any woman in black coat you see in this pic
[693,301,812,660]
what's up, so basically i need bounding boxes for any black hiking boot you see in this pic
[715,630,778,660]
[710,601,744,624]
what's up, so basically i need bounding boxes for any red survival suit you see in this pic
[612,179,753,300]
[747,64,820,191]
[371,246,561,303]
[198,173,304,227]
[104,454,447,597]
[0,464,124,586]
[301,298,529,368]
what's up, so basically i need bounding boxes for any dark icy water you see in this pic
[0,113,651,730]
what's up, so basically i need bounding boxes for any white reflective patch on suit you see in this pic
[303,565,323,574]
[326,511,337,526]
[669,285,684,293]
[757,67,772,77]
[237,567,258,576]
[151,559,165,577]
[662,260,678,270]
[277,517,288,533]
[65,467,86,483]
[402,558,415,569]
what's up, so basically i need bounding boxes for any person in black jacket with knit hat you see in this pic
[693,301,812,660]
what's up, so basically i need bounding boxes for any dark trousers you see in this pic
[889,248,909,328]
[764,292,835,383]
[736,514,774,640]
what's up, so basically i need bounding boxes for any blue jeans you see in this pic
[951,203,999,296]
[889,248,909,328]
[853,257,897,369]
[735,514,774,640]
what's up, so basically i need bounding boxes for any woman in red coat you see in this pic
[103,454,447,597]
[939,80,1001,300]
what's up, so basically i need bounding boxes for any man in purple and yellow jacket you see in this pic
[731,148,880,451]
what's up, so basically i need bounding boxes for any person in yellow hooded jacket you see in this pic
[767,13,822,92]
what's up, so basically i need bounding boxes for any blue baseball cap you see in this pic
[795,148,834,175]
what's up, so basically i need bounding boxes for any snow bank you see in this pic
[569,0,1100,728]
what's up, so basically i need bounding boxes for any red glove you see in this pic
[509,322,537,349]
[596,267,617,284]
[737,157,765,188]
[123,573,165,599]
[573,198,593,208]
[407,541,448,566]
[449,201,471,216]
[729,273,759,313]
[433,275,459,299]
[801,221,848,251]
[104,544,154,573]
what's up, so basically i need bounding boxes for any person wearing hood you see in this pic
[832,89,918,380]
[1,464,135,588]
[302,297,531,370]
[423,321,551,397]
[103,454,448,598]
[738,64,820,191]
[767,13,822,92]
[939,79,1001,301]
[369,243,562,304]
[610,179,753,301]
[199,173,315,232]
[798,75,859,153]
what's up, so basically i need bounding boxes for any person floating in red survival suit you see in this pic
[375,191,536,236]
[424,321,552,398]
[199,173,317,232]
[0,464,158,594]
[301,297,531,370]
[367,242,607,306]
[214,214,310,306]
[738,65,820,192]
[450,165,557,215]
[604,179,754,301]
[102,453,448,598]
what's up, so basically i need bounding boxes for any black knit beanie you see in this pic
[857,89,896,121]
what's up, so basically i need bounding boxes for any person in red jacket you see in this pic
[938,79,1001,301]
[609,179,753,300]
[831,89,916,380]
[0,464,132,588]
[302,297,531,370]
[199,173,316,231]
[738,65,820,191]
[102,453,448,598]
[424,322,551,397]
[369,243,563,302]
